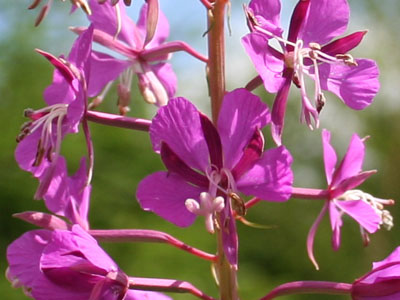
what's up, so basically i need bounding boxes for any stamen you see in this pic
[18,104,68,168]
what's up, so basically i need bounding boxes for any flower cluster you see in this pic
[7,0,398,299]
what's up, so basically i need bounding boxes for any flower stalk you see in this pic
[89,229,217,262]
[86,110,151,131]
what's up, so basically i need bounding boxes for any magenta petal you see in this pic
[88,51,131,97]
[318,59,380,110]
[328,201,343,251]
[236,146,293,201]
[67,25,93,79]
[334,200,381,234]
[374,248,400,270]
[221,201,238,267]
[15,130,49,177]
[321,31,367,57]
[242,33,286,93]
[160,142,209,187]
[321,129,337,185]
[150,98,209,171]
[298,0,349,46]
[331,133,365,188]
[88,0,141,48]
[151,62,177,98]
[271,74,292,145]
[7,230,51,289]
[330,170,376,200]
[249,0,283,36]
[43,157,91,229]
[231,129,264,179]
[137,3,170,48]
[218,88,270,169]
[136,171,203,227]
[44,69,76,106]
[42,225,116,276]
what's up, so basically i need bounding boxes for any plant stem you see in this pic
[89,229,217,262]
[207,0,227,124]
[85,110,151,131]
[128,277,217,300]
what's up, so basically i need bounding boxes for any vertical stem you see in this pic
[216,225,238,300]
[207,0,227,124]
[207,1,238,299]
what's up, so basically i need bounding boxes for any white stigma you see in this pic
[185,192,225,234]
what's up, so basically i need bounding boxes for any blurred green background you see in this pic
[1,0,400,299]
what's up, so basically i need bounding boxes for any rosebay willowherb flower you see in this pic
[242,0,380,145]
[136,88,293,266]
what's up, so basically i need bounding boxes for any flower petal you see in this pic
[236,146,293,201]
[218,88,270,169]
[137,3,170,48]
[248,0,282,36]
[151,62,177,98]
[136,171,203,227]
[334,199,381,234]
[321,129,337,185]
[321,31,367,57]
[43,157,91,229]
[7,230,52,289]
[317,59,380,110]
[88,0,141,48]
[298,0,349,46]
[242,33,286,93]
[15,130,50,177]
[331,133,365,188]
[150,98,209,171]
[88,51,131,97]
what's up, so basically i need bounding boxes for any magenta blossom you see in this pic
[307,129,393,269]
[242,0,380,145]
[41,156,91,230]
[15,26,94,199]
[352,246,400,299]
[136,88,293,265]
[6,225,170,300]
[80,0,178,111]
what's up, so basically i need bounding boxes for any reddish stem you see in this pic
[141,41,208,63]
[85,110,151,131]
[260,281,352,300]
[89,229,217,262]
[128,277,217,300]
[291,187,329,200]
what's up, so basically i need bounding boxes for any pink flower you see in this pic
[352,247,400,299]
[15,26,94,199]
[307,129,393,269]
[83,0,177,110]
[6,225,170,300]
[136,88,293,265]
[242,0,379,145]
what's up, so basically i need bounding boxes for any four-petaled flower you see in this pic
[307,129,393,269]
[82,0,177,112]
[6,225,170,300]
[352,246,400,299]
[242,0,380,145]
[15,26,94,199]
[136,88,293,266]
